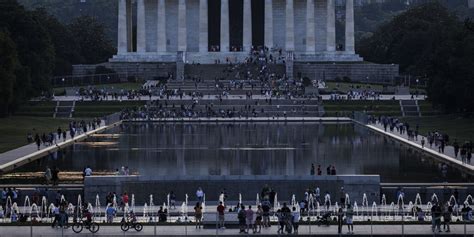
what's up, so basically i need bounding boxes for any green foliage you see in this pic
[0,31,19,117]
[358,2,474,113]
[95,66,116,75]
[69,16,116,64]
[0,0,55,115]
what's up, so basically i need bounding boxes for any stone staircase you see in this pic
[54,101,75,118]
[400,100,420,117]
[147,99,323,117]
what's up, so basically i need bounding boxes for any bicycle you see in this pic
[72,219,100,233]
[121,220,143,232]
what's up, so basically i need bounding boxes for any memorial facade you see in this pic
[110,0,362,63]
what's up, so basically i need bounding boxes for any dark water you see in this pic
[16,122,473,183]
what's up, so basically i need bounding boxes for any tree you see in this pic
[358,2,474,113]
[0,0,55,115]
[69,16,116,64]
[31,8,83,76]
[0,31,19,116]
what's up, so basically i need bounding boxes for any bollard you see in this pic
[401,213,404,237]
[308,216,311,235]
[185,216,188,236]
[370,213,373,237]
[216,212,218,236]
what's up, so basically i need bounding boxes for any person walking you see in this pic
[217,201,225,229]
[255,205,263,233]
[291,206,300,234]
[245,205,254,234]
[194,202,203,229]
[346,204,354,234]
[337,207,344,234]
[443,202,452,232]
[44,167,52,185]
[238,207,246,233]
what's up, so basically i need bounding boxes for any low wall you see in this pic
[294,62,399,84]
[84,175,380,205]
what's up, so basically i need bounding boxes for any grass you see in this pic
[53,82,142,95]
[74,101,144,117]
[323,82,426,94]
[403,115,474,143]
[0,116,86,153]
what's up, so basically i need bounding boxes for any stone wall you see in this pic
[84,175,380,205]
[294,62,399,84]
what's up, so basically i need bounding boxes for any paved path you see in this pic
[366,122,474,173]
[48,95,425,102]
[0,121,116,173]
[0,224,472,236]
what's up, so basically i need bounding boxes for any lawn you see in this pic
[53,82,142,95]
[0,116,85,153]
[403,115,474,143]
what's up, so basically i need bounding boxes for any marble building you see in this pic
[110,0,362,63]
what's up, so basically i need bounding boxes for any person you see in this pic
[51,166,59,186]
[51,205,60,228]
[421,137,425,148]
[416,207,425,221]
[276,209,285,234]
[84,166,92,177]
[255,205,263,233]
[105,204,116,223]
[443,202,452,232]
[317,165,322,175]
[431,203,441,233]
[44,167,52,185]
[158,206,167,222]
[122,192,129,209]
[196,187,204,203]
[291,207,300,234]
[238,207,246,233]
[346,204,354,234]
[337,207,344,234]
[169,191,176,209]
[217,201,225,229]
[261,200,271,228]
[194,202,203,229]
[245,205,254,234]
[340,187,346,208]
[310,163,315,175]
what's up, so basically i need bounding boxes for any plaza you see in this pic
[0,0,474,236]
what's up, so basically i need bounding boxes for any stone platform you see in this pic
[84,175,380,204]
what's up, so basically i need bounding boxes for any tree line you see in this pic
[0,0,115,117]
[358,2,474,114]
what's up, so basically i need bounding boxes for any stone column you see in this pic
[220,0,229,52]
[326,0,336,52]
[178,0,187,52]
[199,0,208,52]
[345,0,355,53]
[157,0,167,52]
[242,0,252,52]
[117,0,127,54]
[306,0,315,52]
[127,0,133,51]
[137,0,146,53]
[285,0,295,51]
[264,0,273,49]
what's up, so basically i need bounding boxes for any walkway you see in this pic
[0,121,118,173]
[366,122,474,173]
[0,224,472,236]
[125,117,352,123]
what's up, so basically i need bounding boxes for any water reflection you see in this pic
[14,122,473,183]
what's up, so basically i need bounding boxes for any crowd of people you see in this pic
[119,98,316,120]
[27,118,102,151]
[373,115,473,164]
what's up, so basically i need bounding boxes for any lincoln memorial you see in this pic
[105,0,399,83]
